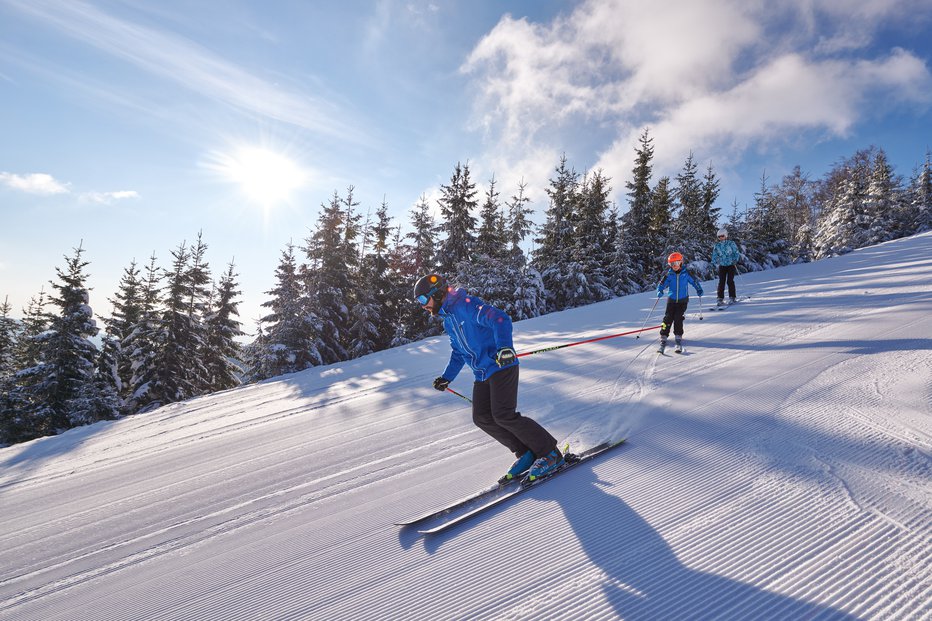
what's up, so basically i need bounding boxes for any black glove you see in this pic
[495,347,517,367]
[433,376,450,392]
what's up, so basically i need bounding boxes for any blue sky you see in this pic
[2,0,931,335]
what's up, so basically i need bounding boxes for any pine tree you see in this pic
[506,179,534,264]
[645,176,674,278]
[126,254,162,413]
[864,149,903,245]
[476,175,506,259]
[304,190,353,364]
[141,241,210,411]
[407,194,439,275]
[203,262,244,390]
[253,242,322,380]
[776,166,816,263]
[533,154,579,311]
[103,260,145,412]
[565,170,614,305]
[0,296,17,380]
[437,162,478,274]
[620,129,655,285]
[909,150,932,232]
[672,152,708,270]
[813,150,873,258]
[20,244,115,436]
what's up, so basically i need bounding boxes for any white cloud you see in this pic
[5,0,366,143]
[80,190,140,204]
[462,0,932,201]
[0,172,70,195]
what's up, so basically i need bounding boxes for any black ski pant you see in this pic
[472,364,557,458]
[717,265,737,299]
[660,298,689,339]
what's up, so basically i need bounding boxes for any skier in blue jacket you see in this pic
[711,228,740,306]
[656,252,703,354]
[415,273,562,483]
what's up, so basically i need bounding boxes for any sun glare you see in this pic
[215,146,306,207]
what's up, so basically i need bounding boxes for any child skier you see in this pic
[656,252,703,354]
[711,228,740,306]
[414,273,563,483]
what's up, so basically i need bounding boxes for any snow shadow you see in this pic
[532,466,862,620]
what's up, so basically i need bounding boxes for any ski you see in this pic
[394,479,520,526]
[416,439,626,535]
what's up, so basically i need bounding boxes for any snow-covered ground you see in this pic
[2,233,930,621]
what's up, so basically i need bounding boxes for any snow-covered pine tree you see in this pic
[18,244,116,436]
[139,241,210,411]
[348,207,381,360]
[102,260,145,412]
[476,175,507,261]
[743,172,791,270]
[0,296,16,381]
[813,150,872,259]
[864,149,904,245]
[564,169,614,306]
[252,242,322,381]
[776,166,817,263]
[404,195,442,341]
[644,176,674,281]
[304,190,353,365]
[672,152,710,273]
[203,261,243,390]
[126,254,162,413]
[909,150,932,233]
[533,154,580,311]
[368,198,396,351]
[437,162,478,275]
[620,129,655,287]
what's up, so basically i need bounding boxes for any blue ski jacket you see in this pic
[712,239,740,267]
[438,287,517,383]
[658,268,703,301]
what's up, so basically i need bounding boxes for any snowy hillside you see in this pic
[1,233,930,621]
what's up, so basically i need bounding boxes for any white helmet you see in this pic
[717,228,728,238]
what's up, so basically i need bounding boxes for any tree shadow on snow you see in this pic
[532,466,861,620]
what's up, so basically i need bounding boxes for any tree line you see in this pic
[2,131,930,445]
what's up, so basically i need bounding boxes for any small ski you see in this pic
[417,439,626,535]
[394,479,520,526]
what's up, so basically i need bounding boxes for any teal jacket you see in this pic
[712,240,740,267]
[658,268,703,301]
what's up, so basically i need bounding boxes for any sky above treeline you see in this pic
[2,0,931,333]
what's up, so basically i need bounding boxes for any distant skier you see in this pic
[414,273,563,483]
[712,228,740,306]
[657,252,703,354]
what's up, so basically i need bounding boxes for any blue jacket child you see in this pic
[414,273,562,482]
[656,252,703,352]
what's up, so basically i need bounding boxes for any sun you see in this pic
[212,146,307,207]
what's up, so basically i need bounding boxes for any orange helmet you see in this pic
[667,252,684,265]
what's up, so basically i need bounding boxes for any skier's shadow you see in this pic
[530,466,860,620]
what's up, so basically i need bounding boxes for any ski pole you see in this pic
[517,325,661,357]
[446,387,472,403]
[635,296,661,339]
[698,295,704,321]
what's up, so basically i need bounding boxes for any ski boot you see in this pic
[658,336,668,354]
[525,448,565,483]
[499,450,535,484]
[674,337,683,354]
[729,297,737,305]
[716,298,726,308]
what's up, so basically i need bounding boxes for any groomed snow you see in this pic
[1,233,930,620]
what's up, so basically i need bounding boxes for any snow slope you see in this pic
[1,233,930,621]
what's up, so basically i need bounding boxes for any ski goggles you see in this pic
[717,235,726,239]
[416,286,438,305]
